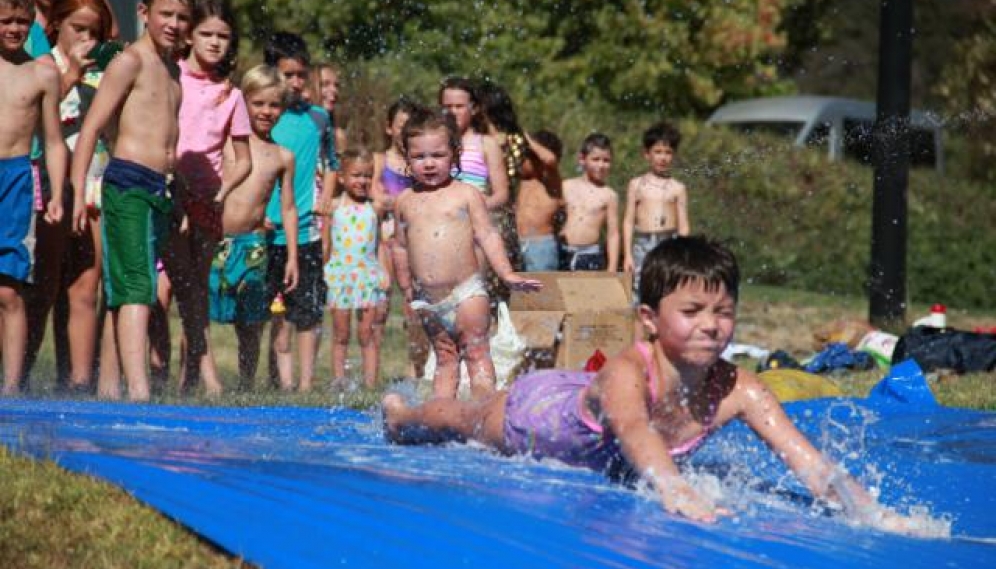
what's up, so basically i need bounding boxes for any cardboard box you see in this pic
[509,272,635,370]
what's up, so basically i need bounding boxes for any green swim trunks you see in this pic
[101,158,172,308]
[209,231,269,324]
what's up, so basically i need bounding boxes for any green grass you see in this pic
[0,445,248,568]
[3,285,995,567]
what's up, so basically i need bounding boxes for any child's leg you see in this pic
[64,221,102,388]
[168,229,222,396]
[296,325,320,392]
[234,322,264,391]
[356,306,379,388]
[113,304,152,401]
[404,300,430,379]
[22,210,69,386]
[330,308,351,381]
[455,295,496,400]
[382,391,508,448]
[0,279,27,395]
[269,316,294,390]
[427,322,461,399]
[148,267,171,391]
[96,307,120,399]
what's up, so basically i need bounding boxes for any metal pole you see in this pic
[868,0,913,329]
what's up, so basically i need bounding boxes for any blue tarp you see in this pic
[2,360,995,568]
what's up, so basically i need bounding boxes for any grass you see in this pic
[2,285,995,567]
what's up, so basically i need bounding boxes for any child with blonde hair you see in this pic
[208,64,299,390]
[325,148,388,389]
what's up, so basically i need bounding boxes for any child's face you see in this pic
[55,6,101,55]
[644,141,675,176]
[640,278,736,369]
[0,6,32,53]
[277,57,309,102]
[342,160,373,201]
[386,110,410,150]
[188,15,231,70]
[245,86,285,137]
[406,128,454,188]
[318,67,338,112]
[579,147,612,185]
[440,88,473,134]
[139,0,191,53]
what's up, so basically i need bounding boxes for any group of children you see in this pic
[0,0,939,536]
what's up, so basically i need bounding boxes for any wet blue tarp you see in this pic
[1,360,994,568]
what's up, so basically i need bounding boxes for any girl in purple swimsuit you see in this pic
[384,235,930,536]
[371,97,429,376]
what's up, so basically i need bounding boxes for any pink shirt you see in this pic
[176,59,251,200]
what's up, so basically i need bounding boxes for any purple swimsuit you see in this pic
[380,163,412,198]
[503,343,716,473]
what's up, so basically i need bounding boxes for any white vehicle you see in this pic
[707,95,944,172]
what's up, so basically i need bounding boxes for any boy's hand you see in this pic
[503,273,543,292]
[71,200,87,233]
[623,257,634,273]
[659,478,731,523]
[283,259,299,293]
[44,198,64,225]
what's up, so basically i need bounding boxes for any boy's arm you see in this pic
[604,191,620,272]
[216,136,251,203]
[70,50,140,229]
[621,179,638,272]
[278,149,299,292]
[675,182,690,235]
[730,369,925,535]
[481,135,509,210]
[598,354,725,522]
[37,63,68,225]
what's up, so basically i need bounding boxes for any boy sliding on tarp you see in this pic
[385,235,936,536]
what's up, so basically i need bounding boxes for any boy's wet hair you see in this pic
[241,64,286,101]
[189,0,239,78]
[643,121,682,152]
[638,235,740,307]
[264,31,310,68]
[400,106,462,174]
[579,132,612,156]
[531,130,563,161]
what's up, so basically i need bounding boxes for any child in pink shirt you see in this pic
[160,0,252,396]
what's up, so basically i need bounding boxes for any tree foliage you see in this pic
[231,0,798,116]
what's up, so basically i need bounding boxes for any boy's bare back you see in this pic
[396,180,495,300]
[86,36,182,173]
[222,136,294,234]
[516,178,562,238]
[627,173,689,234]
[560,176,618,247]
[0,52,59,157]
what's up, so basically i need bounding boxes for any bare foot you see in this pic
[381,393,408,443]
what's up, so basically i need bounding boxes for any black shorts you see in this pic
[267,240,326,329]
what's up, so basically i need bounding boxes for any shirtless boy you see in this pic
[559,133,619,272]
[514,130,563,272]
[392,108,541,400]
[69,0,191,401]
[623,121,689,297]
[210,65,299,390]
[0,0,67,395]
